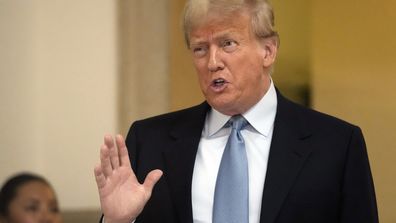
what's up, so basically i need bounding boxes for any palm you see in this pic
[94,135,162,223]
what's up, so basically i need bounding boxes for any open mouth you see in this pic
[210,78,228,92]
[212,78,226,87]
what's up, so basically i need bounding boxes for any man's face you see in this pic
[189,10,277,115]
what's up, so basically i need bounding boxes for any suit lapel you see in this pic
[260,92,313,223]
[162,102,209,223]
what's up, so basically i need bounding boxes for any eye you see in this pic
[49,205,60,213]
[191,46,207,58]
[222,40,237,52]
[25,204,39,212]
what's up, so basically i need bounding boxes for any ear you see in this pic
[260,36,278,68]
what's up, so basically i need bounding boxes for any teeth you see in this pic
[213,79,225,85]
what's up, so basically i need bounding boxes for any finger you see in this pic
[143,169,163,195]
[94,164,106,189]
[105,134,120,169]
[116,134,131,168]
[100,144,113,177]
[104,134,115,148]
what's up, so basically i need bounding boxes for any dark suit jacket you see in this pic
[124,91,378,223]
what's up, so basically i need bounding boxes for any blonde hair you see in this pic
[183,0,279,47]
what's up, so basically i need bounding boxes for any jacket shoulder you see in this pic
[128,102,209,132]
[278,94,361,136]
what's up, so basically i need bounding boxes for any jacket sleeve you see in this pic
[339,127,378,223]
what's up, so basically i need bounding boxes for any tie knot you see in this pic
[229,115,248,131]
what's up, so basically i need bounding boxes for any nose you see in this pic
[38,211,56,223]
[207,47,224,72]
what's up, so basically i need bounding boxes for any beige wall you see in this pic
[169,0,204,110]
[0,0,170,215]
[0,0,118,211]
[118,0,169,135]
[312,1,396,222]
[0,1,39,175]
[271,0,311,104]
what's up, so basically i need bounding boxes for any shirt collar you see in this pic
[204,80,278,137]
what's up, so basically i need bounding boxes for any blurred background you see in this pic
[1,0,395,222]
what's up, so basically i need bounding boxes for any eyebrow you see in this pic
[23,198,40,205]
[190,30,241,45]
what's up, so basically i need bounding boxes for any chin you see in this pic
[208,100,240,115]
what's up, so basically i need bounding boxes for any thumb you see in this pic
[143,169,163,194]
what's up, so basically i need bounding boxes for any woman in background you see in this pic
[0,173,62,223]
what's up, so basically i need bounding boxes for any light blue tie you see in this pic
[213,115,249,223]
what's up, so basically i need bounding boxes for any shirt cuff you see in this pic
[102,217,136,223]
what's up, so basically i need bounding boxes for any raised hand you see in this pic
[94,134,162,223]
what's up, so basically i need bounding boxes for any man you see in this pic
[94,0,378,222]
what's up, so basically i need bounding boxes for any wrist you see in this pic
[104,217,135,223]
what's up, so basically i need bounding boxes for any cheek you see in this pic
[54,215,63,223]
[7,203,38,223]
[240,59,265,82]
[231,67,265,97]
[194,64,211,88]
[46,213,62,223]
[194,65,207,79]
[8,211,35,223]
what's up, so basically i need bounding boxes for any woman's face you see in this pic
[4,181,62,223]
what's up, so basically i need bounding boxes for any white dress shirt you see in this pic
[191,81,277,223]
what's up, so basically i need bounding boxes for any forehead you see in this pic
[15,181,54,200]
[189,10,252,42]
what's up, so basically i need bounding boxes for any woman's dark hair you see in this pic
[0,173,50,217]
